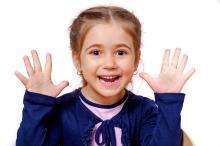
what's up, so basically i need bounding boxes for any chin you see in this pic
[96,86,125,98]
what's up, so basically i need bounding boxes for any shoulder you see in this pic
[56,88,81,107]
[127,91,156,107]
[126,91,158,114]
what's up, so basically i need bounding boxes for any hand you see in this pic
[139,48,195,93]
[15,50,69,97]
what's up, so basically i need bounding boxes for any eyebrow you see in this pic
[115,43,132,50]
[85,43,132,51]
[85,44,102,51]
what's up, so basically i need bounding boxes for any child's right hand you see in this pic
[15,50,69,97]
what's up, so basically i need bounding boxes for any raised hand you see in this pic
[15,50,69,97]
[140,48,195,93]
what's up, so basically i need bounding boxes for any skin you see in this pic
[15,24,195,105]
[75,23,137,104]
[140,48,196,93]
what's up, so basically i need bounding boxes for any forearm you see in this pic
[140,93,185,146]
[16,90,59,146]
[150,93,185,146]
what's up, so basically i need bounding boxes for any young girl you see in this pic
[15,6,195,146]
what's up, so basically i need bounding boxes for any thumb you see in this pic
[56,81,69,93]
[139,72,155,88]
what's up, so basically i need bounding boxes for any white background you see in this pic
[0,0,220,146]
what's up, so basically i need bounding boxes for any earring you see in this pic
[77,70,82,75]
[133,71,138,75]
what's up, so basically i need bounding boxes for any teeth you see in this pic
[100,76,118,79]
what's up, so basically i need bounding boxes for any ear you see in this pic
[134,61,139,71]
[134,54,141,73]
[72,54,81,72]
[133,64,139,75]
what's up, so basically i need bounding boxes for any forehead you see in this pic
[82,22,134,49]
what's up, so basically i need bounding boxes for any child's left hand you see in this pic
[139,48,195,93]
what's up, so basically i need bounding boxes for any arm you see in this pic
[15,50,69,146]
[139,48,195,146]
[140,93,185,146]
[16,91,60,146]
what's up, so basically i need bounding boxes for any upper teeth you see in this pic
[100,76,117,79]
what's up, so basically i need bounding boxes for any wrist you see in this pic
[24,90,57,105]
[154,92,185,102]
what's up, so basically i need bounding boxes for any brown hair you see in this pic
[69,6,142,86]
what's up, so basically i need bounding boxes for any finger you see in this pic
[182,68,196,84]
[31,50,42,72]
[178,54,188,72]
[161,49,170,72]
[23,55,34,76]
[139,72,154,88]
[45,53,52,78]
[171,48,181,68]
[56,81,69,94]
[14,71,28,86]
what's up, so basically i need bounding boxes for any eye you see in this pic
[116,50,127,56]
[90,49,100,55]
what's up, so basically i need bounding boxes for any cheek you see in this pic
[118,59,136,74]
[81,59,99,75]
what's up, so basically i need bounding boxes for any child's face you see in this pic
[77,23,137,102]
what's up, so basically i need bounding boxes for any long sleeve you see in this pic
[139,93,185,146]
[16,90,61,146]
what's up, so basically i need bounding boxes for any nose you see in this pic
[103,54,117,70]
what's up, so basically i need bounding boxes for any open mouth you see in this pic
[98,75,121,87]
[98,75,120,82]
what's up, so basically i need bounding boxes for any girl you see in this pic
[15,6,195,146]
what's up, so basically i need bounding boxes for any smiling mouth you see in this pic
[98,75,120,82]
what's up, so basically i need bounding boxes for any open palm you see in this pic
[15,50,69,97]
[140,48,195,93]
